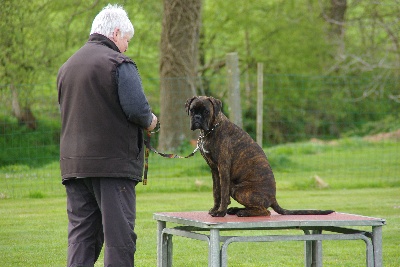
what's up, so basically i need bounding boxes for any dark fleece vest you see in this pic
[57,34,144,182]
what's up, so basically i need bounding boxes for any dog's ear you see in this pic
[185,96,197,115]
[208,96,222,116]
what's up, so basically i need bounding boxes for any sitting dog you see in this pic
[185,96,334,217]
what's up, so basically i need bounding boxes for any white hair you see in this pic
[90,4,134,39]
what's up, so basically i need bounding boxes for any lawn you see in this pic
[0,136,399,266]
[1,137,399,198]
[0,188,399,266]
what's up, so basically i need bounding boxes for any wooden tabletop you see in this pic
[153,211,386,229]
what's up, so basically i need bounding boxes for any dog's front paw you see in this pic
[208,207,218,215]
[209,209,227,217]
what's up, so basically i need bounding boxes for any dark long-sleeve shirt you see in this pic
[117,62,152,128]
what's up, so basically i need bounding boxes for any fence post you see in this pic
[226,52,243,128]
[256,63,264,147]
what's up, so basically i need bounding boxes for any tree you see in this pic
[0,0,101,128]
[0,0,47,128]
[323,0,347,65]
[158,0,202,150]
[320,0,399,101]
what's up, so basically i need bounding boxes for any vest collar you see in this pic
[88,33,121,53]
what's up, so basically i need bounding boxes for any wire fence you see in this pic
[0,73,399,198]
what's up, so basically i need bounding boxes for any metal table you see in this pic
[153,211,385,267]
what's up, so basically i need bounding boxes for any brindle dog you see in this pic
[185,96,334,217]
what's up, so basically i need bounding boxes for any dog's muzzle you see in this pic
[191,115,207,131]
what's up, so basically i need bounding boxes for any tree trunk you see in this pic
[329,0,347,38]
[159,0,202,151]
[11,84,37,130]
[327,0,347,60]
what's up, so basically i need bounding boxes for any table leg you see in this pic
[312,239,323,267]
[312,230,323,267]
[304,230,312,267]
[305,230,323,267]
[209,229,221,267]
[157,221,167,267]
[372,226,383,267]
[167,234,173,267]
[304,230,322,267]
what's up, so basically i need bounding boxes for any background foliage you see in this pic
[1,0,399,140]
[0,0,399,174]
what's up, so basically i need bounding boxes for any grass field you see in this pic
[1,136,399,198]
[0,188,399,266]
[0,136,399,266]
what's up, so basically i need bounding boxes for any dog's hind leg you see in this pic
[227,206,269,216]
[231,188,272,216]
[236,206,270,217]
[227,207,244,215]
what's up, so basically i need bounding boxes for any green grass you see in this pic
[0,188,399,266]
[0,134,399,265]
[0,117,60,168]
[1,136,399,197]
[268,137,400,190]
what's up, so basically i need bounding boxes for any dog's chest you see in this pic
[198,137,219,168]
[198,137,210,154]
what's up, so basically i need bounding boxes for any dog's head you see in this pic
[185,96,222,131]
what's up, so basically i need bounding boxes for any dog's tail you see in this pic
[271,201,334,215]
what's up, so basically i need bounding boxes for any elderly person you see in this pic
[57,4,157,267]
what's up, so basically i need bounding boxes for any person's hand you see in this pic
[146,113,158,131]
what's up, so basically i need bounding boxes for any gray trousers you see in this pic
[65,177,137,267]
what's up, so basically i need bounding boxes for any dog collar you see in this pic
[199,122,220,139]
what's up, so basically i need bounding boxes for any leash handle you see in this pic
[143,130,151,185]
[143,119,160,185]
[150,121,161,134]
